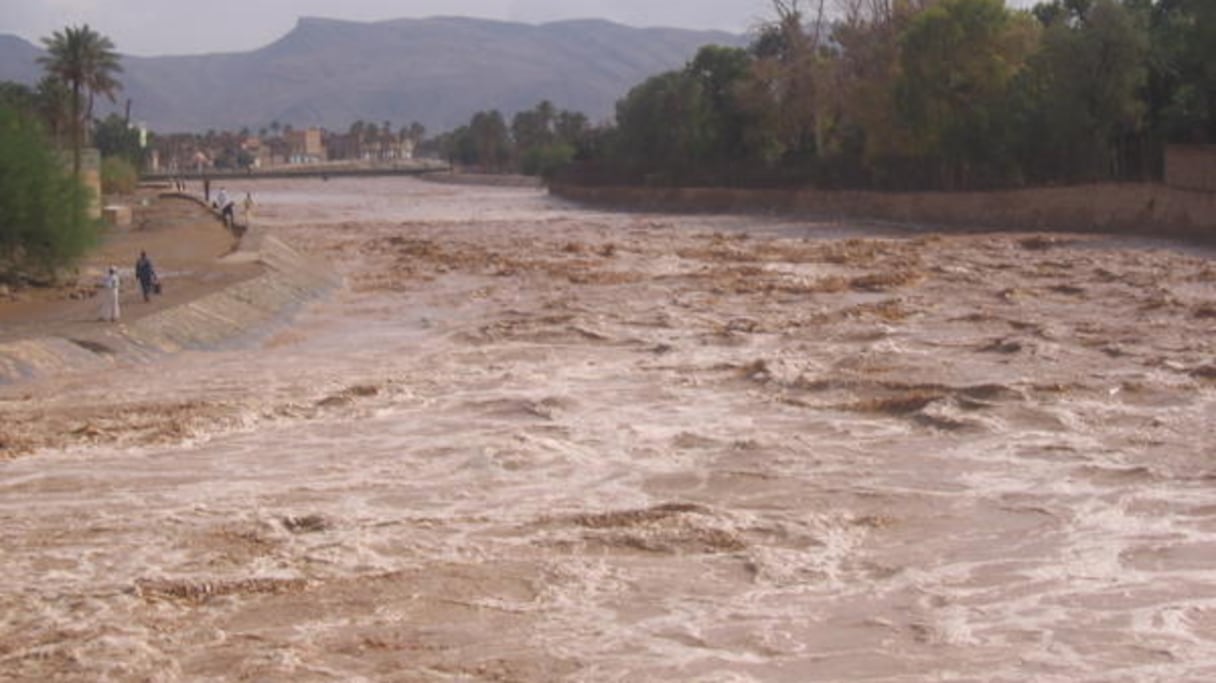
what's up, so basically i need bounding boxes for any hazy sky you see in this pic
[4,0,784,55]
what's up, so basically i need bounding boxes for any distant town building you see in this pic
[323,131,356,161]
[285,128,327,164]
[324,128,414,163]
[241,136,266,168]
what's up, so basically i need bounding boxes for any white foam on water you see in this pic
[4,176,1216,681]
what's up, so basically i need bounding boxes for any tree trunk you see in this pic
[71,80,81,180]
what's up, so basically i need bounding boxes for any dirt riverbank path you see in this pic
[0,190,262,344]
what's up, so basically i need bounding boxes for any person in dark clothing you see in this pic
[215,187,235,228]
[135,251,158,302]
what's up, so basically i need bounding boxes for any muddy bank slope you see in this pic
[0,230,338,384]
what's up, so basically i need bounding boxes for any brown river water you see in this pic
[2,177,1215,681]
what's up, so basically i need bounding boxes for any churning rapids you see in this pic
[2,177,1216,682]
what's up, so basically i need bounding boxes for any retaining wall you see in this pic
[1166,145,1216,194]
[550,182,1216,241]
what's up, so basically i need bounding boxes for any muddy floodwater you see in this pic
[3,177,1216,682]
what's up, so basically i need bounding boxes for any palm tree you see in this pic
[38,24,123,179]
[349,120,365,159]
[35,76,72,148]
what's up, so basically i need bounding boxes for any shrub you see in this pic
[101,155,138,194]
[0,106,97,281]
[520,143,576,178]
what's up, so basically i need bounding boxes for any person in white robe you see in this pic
[99,266,120,322]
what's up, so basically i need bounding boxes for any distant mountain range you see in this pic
[0,16,744,134]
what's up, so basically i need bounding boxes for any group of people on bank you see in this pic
[98,251,159,322]
[99,182,253,323]
[202,179,255,231]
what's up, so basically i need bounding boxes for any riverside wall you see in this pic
[0,233,340,385]
[1166,145,1216,194]
[550,182,1216,241]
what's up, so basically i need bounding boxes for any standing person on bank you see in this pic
[99,266,121,322]
[135,251,158,302]
[215,187,235,228]
[242,192,255,227]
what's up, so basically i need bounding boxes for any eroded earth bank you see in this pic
[2,177,1215,681]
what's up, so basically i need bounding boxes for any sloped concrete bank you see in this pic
[0,231,339,385]
[550,182,1216,241]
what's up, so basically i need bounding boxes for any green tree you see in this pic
[829,0,926,185]
[1134,0,1216,144]
[0,107,96,281]
[687,45,754,165]
[348,120,366,158]
[573,0,1179,189]
[509,103,591,176]
[38,24,123,179]
[36,76,72,148]
[896,0,1039,187]
[469,110,511,170]
[512,102,556,153]
[1174,0,1214,141]
[100,155,138,194]
[93,113,143,165]
[1020,0,1147,180]
[404,122,426,144]
[747,0,837,166]
[554,111,588,146]
[613,70,713,180]
[0,82,37,116]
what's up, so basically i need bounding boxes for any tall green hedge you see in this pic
[0,105,97,282]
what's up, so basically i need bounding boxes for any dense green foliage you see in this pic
[94,114,145,166]
[101,155,139,194]
[438,101,591,177]
[575,0,1214,190]
[0,25,123,282]
[38,24,123,179]
[0,106,96,281]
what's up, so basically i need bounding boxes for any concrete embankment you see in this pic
[0,231,339,385]
[550,182,1216,241]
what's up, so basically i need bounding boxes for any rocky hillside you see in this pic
[0,16,743,133]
